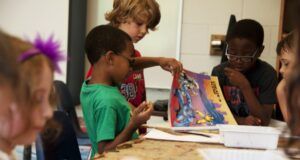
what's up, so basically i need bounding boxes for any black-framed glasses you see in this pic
[118,54,135,68]
[225,45,259,63]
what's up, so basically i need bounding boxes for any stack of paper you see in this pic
[144,129,221,144]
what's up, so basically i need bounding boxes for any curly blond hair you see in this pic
[105,0,161,31]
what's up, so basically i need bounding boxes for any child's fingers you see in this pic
[175,62,183,74]
[143,105,153,120]
[167,60,182,75]
[135,101,147,113]
[224,67,235,78]
[172,64,178,74]
[145,102,154,112]
[254,118,262,125]
[169,66,174,75]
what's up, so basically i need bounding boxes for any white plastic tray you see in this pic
[218,125,281,149]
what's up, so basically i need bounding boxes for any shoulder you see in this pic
[256,59,277,75]
[95,90,126,107]
[276,80,287,95]
[81,84,124,107]
[247,59,277,81]
[250,60,278,87]
[258,60,278,84]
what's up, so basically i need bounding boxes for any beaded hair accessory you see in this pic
[18,34,66,73]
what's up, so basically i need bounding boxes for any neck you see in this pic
[0,137,14,155]
[89,65,113,86]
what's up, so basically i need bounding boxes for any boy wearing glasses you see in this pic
[81,25,182,157]
[211,19,277,126]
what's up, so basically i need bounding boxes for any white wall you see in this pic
[181,0,281,74]
[86,0,182,89]
[0,0,69,82]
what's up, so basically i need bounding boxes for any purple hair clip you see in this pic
[18,34,66,74]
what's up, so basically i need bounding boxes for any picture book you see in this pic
[169,69,237,130]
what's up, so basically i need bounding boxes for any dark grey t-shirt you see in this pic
[211,59,278,117]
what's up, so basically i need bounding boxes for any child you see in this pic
[0,31,64,158]
[86,0,182,132]
[285,3,300,158]
[276,32,297,122]
[286,34,300,158]
[81,25,182,157]
[211,19,278,126]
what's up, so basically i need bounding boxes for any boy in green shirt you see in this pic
[81,25,182,157]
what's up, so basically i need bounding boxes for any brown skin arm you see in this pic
[97,123,137,154]
[224,67,273,126]
[240,84,273,125]
[97,102,153,154]
[276,79,289,122]
[132,57,183,75]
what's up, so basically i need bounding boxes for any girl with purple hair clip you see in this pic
[0,31,65,159]
[15,33,65,144]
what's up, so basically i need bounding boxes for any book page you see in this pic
[169,69,236,130]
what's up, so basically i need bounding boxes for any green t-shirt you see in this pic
[80,80,138,157]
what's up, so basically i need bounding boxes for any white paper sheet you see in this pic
[198,148,289,160]
[144,129,221,143]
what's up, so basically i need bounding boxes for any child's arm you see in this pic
[132,57,183,74]
[276,79,289,122]
[224,67,273,126]
[97,102,153,154]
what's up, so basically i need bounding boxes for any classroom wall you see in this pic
[86,0,181,89]
[181,0,281,74]
[150,0,281,101]
[0,0,69,82]
[0,0,281,90]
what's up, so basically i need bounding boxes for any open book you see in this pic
[169,69,237,130]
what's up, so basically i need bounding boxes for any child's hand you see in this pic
[158,58,183,75]
[238,115,262,125]
[224,67,250,89]
[129,101,153,129]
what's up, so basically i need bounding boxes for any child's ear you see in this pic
[105,51,114,65]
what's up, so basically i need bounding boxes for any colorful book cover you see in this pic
[169,69,237,130]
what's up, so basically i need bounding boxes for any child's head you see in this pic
[225,19,265,72]
[85,25,134,84]
[17,56,54,144]
[105,0,161,43]
[6,34,62,145]
[276,31,297,80]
